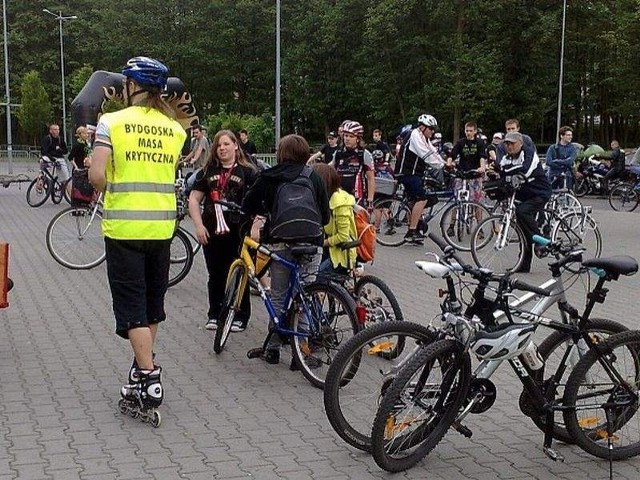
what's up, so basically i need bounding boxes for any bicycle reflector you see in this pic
[356,305,367,325]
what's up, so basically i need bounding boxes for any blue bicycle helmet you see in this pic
[121,56,169,89]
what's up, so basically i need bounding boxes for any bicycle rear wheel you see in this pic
[323,321,435,452]
[46,207,105,269]
[471,215,525,273]
[26,176,50,207]
[370,339,472,472]
[374,198,411,247]
[563,330,640,460]
[520,318,628,444]
[439,201,491,252]
[214,261,247,354]
[609,183,639,212]
[290,281,359,389]
[167,228,194,287]
[551,211,602,261]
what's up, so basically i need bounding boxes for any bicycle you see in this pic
[374,169,491,250]
[323,233,626,453]
[608,178,639,212]
[471,176,601,273]
[369,236,639,473]
[211,200,360,390]
[46,190,197,287]
[317,239,404,345]
[26,157,71,207]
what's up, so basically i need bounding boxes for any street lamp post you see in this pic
[275,0,281,150]
[2,0,13,173]
[556,0,567,136]
[43,8,77,145]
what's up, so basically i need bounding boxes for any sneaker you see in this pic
[230,320,246,333]
[263,349,280,365]
[403,232,424,245]
[205,318,217,331]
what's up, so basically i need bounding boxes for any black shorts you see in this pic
[105,237,171,339]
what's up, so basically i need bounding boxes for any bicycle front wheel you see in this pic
[370,339,472,472]
[609,183,639,212]
[26,176,50,207]
[471,214,525,273]
[439,201,491,252]
[213,260,247,354]
[551,211,602,260]
[520,318,628,444]
[290,281,359,389]
[374,198,411,247]
[167,228,194,287]
[46,207,105,269]
[323,321,435,452]
[563,330,640,460]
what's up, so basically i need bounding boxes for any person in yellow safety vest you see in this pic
[88,56,186,422]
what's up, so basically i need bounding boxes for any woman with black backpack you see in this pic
[242,134,330,365]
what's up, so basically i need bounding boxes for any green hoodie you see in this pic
[325,188,357,269]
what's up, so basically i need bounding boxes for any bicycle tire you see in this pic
[574,178,589,198]
[180,227,202,256]
[370,339,472,472]
[609,183,639,212]
[551,211,602,262]
[354,275,404,358]
[62,178,72,205]
[45,207,105,269]
[167,228,194,287]
[470,214,525,273]
[290,281,359,389]
[520,318,628,444]
[213,261,246,354]
[26,177,50,207]
[563,330,640,460]
[374,198,411,247]
[439,201,491,252]
[323,321,435,452]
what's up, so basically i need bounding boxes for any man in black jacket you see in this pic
[41,124,70,192]
[497,131,552,272]
[242,134,330,365]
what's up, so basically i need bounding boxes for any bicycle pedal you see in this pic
[452,421,473,438]
[542,446,565,462]
[247,347,264,359]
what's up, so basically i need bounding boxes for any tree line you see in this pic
[1,0,639,151]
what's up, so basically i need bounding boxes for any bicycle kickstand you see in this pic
[542,410,565,462]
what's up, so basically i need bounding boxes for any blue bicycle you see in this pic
[212,201,360,389]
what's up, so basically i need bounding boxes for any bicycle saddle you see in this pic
[290,245,318,257]
[582,255,638,279]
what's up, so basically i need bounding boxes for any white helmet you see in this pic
[417,114,438,128]
[432,132,443,144]
[470,323,535,361]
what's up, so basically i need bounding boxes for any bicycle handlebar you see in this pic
[510,279,552,297]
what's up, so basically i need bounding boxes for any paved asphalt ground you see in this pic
[1,162,640,479]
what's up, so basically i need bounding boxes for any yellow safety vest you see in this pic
[101,106,187,240]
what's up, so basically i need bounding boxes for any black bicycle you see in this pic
[370,236,640,473]
[26,157,71,207]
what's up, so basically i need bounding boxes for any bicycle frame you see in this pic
[236,237,318,340]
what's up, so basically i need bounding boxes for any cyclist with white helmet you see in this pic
[330,121,376,208]
[395,114,445,244]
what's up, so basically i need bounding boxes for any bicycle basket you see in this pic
[71,169,95,206]
[483,179,513,201]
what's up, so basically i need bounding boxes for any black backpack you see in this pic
[270,166,323,242]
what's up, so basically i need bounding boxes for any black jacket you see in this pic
[41,134,68,159]
[242,162,330,246]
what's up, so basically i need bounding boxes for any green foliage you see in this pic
[68,65,94,97]
[101,98,126,114]
[204,107,275,153]
[15,71,52,144]
[3,0,640,146]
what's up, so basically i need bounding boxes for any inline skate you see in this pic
[118,366,163,427]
